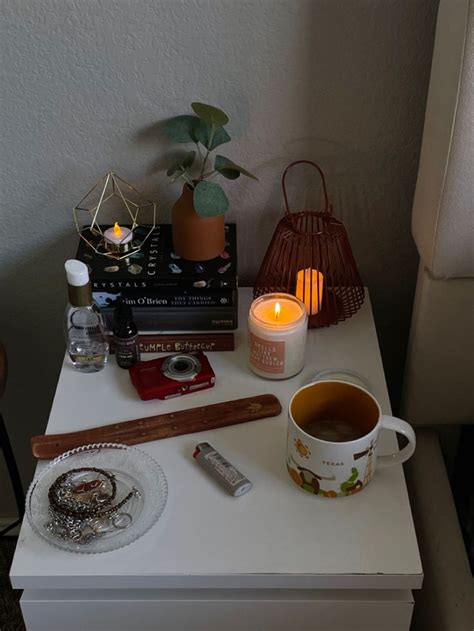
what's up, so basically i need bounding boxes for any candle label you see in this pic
[249,332,285,374]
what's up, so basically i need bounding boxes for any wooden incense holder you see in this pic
[31,394,282,460]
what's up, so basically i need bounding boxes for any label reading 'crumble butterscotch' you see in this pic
[249,332,285,374]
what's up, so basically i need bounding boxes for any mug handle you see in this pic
[377,416,416,468]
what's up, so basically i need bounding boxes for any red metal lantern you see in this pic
[254,161,364,328]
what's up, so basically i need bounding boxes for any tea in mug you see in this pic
[304,418,366,442]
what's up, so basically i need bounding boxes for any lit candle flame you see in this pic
[274,302,281,320]
[113,222,122,237]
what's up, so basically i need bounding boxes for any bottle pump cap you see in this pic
[65,259,90,287]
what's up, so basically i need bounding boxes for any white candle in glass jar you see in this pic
[248,293,308,379]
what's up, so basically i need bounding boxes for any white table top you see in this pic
[11,289,422,590]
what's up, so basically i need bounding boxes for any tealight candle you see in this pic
[248,293,308,379]
[296,268,324,315]
[104,222,134,253]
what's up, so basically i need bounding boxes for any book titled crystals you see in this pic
[76,224,238,331]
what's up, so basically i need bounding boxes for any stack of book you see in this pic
[75,224,238,352]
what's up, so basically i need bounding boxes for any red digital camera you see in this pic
[129,351,216,401]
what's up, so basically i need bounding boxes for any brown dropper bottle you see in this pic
[113,299,141,369]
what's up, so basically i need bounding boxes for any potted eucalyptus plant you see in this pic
[164,102,257,260]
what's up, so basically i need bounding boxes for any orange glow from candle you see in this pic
[296,268,324,315]
[113,222,122,237]
[252,296,304,327]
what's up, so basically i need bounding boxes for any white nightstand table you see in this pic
[11,288,422,631]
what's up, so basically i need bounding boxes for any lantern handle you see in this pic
[282,160,332,217]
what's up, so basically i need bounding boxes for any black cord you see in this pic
[0,413,25,536]
[0,518,21,537]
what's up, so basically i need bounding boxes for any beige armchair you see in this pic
[401,0,474,629]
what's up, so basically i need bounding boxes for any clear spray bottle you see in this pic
[64,259,109,373]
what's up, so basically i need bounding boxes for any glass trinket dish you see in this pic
[26,443,167,554]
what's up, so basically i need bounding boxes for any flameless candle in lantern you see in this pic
[248,293,307,379]
[253,161,365,328]
[104,222,134,254]
[296,268,324,315]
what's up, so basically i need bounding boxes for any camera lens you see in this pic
[174,361,189,373]
[161,353,202,381]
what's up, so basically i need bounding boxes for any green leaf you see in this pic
[166,151,196,176]
[193,181,229,217]
[182,150,196,169]
[195,120,230,151]
[214,155,258,180]
[215,167,240,180]
[163,115,199,143]
[191,102,229,126]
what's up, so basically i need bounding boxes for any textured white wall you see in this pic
[0,0,438,502]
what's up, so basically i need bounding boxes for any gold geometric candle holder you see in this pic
[73,171,156,261]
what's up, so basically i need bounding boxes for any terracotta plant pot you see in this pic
[171,185,225,261]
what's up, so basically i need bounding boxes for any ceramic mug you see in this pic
[286,380,416,498]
